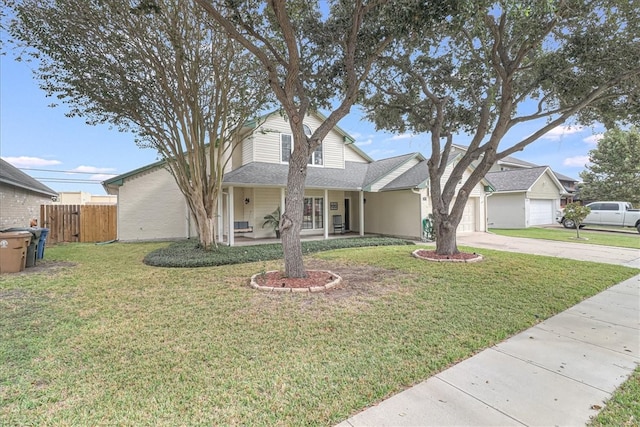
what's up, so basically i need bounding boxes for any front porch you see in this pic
[230,231,379,247]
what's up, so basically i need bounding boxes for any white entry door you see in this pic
[456,197,477,233]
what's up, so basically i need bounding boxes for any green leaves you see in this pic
[580,127,640,205]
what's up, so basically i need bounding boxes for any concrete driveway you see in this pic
[456,232,640,269]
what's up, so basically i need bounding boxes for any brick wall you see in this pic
[0,183,53,229]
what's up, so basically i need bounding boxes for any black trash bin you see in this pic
[1,227,42,267]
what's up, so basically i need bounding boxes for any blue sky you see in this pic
[1,53,603,196]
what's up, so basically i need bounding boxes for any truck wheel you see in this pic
[637,224,640,234]
[562,218,576,229]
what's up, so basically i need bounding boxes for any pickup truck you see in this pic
[556,201,640,233]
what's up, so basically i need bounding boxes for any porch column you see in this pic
[228,186,235,247]
[324,189,329,239]
[280,188,286,212]
[217,191,224,244]
[359,191,365,236]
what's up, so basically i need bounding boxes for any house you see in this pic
[486,166,566,228]
[55,191,117,205]
[103,112,491,244]
[0,158,58,229]
[449,143,577,226]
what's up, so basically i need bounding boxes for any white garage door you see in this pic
[529,199,555,225]
[457,197,477,233]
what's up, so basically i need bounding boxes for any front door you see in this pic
[344,198,350,231]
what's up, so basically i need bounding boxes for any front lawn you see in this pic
[1,242,637,426]
[490,227,640,249]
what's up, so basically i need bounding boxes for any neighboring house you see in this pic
[55,191,117,205]
[0,158,58,229]
[103,112,491,244]
[486,166,565,228]
[451,144,578,228]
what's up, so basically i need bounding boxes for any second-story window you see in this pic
[280,127,324,166]
[281,134,292,163]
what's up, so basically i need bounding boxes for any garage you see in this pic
[529,199,555,225]
[457,197,477,232]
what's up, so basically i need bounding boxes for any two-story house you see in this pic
[103,112,491,244]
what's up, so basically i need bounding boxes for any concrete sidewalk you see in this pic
[337,234,640,426]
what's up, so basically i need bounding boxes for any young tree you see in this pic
[193,0,459,277]
[6,0,271,250]
[580,128,640,205]
[362,0,640,255]
[562,202,591,239]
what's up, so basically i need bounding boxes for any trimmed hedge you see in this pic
[144,236,414,268]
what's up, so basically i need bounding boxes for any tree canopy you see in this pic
[579,128,640,205]
[362,0,640,254]
[6,0,272,249]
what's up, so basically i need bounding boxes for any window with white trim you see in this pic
[280,132,323,166]
[281,134,292,163]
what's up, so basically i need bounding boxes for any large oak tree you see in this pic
[6,0,272,249]
[362,0,640,255]
[194,0,460,277]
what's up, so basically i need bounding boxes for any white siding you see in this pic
[487,193,526,228]
[117,166,189,241]
[364,190,421,239]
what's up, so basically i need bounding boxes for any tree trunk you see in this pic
[280,149,308,278]
[184,188,217,251]
[434,214,459,255]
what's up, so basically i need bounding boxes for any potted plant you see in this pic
[262,207,281,238]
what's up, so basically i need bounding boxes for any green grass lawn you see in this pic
[1,242,638,426]
[590,366,640,426]
[490,227,640,249]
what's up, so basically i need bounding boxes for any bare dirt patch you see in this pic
[247,259,414,310]
[413,249,483,263]
[1,260,77,277]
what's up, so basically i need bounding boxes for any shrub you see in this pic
[144,236,414,268]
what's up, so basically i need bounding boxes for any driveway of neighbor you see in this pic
[456,232,640,269]
[337,232,639,427]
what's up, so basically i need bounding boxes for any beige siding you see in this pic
[248,112,357,169]
[364,190,421,239]
[487,193,526,228]
[242,134,258,165]
[0,183,53,229]
[117,166,189,241]
[344,144,370,163]
[370,158,421,191]
[529,172,562,199]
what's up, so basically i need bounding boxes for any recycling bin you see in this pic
[38,228,50,260]
[0,231,32,273]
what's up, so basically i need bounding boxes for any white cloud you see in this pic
[389,133,415,141]
[356,138,373,146]
[69,165,117,174]
[2,156,62,167]
[90,173,118,182]
[583,134,604,146]
[541,125,585,140]
[563,156,590,167]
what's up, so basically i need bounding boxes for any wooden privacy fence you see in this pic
[40,205,117,244]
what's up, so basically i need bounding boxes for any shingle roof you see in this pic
[486,166,551,192]
[364,153,420,187]
[0,158,58,197]
[382,160,430,190]
[223,161,370,190]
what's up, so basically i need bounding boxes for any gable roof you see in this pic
[0,158,58,197]
[363,152,425,191]
[486,166,564,193]
[245,109,374,163]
